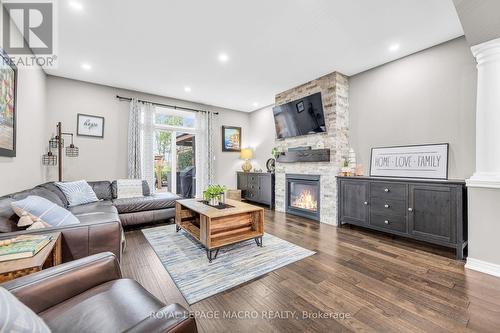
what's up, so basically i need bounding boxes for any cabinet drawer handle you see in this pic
[408,207,413,212]
[384,220,390,224]
[384,204,390,208]
[363,201,368,205]
[384,188,390,192]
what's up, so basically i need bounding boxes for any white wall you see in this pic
[248,105,276,170]
[349,37,477,179]
[0,7,48,196]
[45,76,250,189]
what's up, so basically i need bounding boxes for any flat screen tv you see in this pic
[273,92,326,139]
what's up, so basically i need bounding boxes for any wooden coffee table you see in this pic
[0,232,62,283]
[175,199,264,262]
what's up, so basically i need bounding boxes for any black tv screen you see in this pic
[273,92,326,139]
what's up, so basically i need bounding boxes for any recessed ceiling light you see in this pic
[69,1,83,11]
[218,53,229,63]
[252,102,259,108]
[389,43,400,52]
[184,86,191,92]
[81,63,92,71]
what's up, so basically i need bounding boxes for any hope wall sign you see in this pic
[370,144,449,179]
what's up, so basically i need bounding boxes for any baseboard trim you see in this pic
[465,257,500,277]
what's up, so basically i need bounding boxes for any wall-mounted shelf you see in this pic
[276,149,330,163]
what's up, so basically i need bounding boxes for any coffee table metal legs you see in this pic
[207,249,220,263]
[206,237,263,263]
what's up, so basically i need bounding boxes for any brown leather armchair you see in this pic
[1,252,197,333]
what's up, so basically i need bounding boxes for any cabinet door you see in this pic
[237,173,247,190]
[258,175,272,205]
[339,180,369,226]
[237,173,249,199]
[246,175,258,200]
[408,185,456,244]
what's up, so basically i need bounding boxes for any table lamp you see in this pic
[240,148,253,172]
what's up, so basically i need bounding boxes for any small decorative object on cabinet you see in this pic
[266,158,275,173]
[337,176,467,259]
[237,172,275,208]
[240,148,253,172]
[370,143,449,179]
[77,113,105,138]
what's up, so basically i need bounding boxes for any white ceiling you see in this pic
[46,0,464,112]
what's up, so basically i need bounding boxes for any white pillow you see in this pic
[55,180,99,206]
[117,179,144,199]
[0,287,51,333]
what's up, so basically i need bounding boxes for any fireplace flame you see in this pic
[292,190,318,211]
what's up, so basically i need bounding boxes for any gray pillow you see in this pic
[0,287,51,333]
[55,180,99,207]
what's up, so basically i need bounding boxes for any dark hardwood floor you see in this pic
[121,209,500,333]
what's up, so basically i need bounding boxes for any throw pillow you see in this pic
[116,179,144,199]
[11,196,79,227]
[0,287,51,333]
[55,180,99,206]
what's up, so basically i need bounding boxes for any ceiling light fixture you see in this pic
[389,43,400,52]
[81,63,92,71]
[218,53,229,63]
[184,86,192,92]
[69,1,83,11]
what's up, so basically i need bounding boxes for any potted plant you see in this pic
[341,158,351,176]
[203,184,227,206]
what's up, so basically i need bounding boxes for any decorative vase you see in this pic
[209,197,219,206]
[241,159,252,172]
[341,166,351,176]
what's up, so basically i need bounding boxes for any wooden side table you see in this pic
[0,232,62,283]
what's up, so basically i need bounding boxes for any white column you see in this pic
[467,38,500,188]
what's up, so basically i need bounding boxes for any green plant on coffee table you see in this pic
[203,184,227,202]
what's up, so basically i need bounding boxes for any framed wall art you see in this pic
[222,126,241,152]
[77,113,105,138]
[0,48,17,157]
[370,143,449,179]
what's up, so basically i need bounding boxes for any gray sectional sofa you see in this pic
[0,180,180,263]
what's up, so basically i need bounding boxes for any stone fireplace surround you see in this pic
[274,72,349,225]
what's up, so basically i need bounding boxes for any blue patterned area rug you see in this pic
[142,225,315,304]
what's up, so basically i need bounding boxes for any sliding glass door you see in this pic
[153,108,196,198]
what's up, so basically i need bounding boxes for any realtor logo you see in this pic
[3,2,53,54]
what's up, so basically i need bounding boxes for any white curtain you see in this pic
[127,99,155,192]
[142,102,155,192]
[195,110,218,197]
[127,98,142,178]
